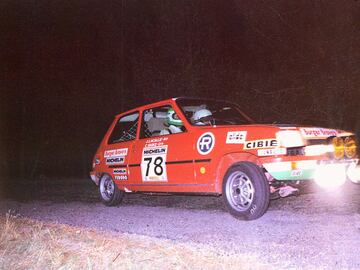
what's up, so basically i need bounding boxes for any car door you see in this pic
[127,104,196,192]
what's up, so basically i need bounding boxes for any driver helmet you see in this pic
[193,109,213,125]
[167,108,183,126]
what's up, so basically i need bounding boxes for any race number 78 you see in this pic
[141,146,168,182]
[143,156,164,176]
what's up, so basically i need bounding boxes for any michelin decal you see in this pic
[106,156,125,165]
[113,168,127,174]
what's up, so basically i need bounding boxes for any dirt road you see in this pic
[1,182,360,269]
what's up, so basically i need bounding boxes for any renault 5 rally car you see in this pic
[90,97,358,220]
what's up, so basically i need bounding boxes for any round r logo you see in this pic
[197,132,215,155]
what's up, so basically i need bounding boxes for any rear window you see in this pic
[108,112,139,144]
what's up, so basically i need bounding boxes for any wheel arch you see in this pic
[93,172,111,186]
[214,152,262,193]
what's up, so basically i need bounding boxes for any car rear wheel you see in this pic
[99,174,124,206]
[222,162,270,220]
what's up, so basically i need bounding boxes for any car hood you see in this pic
[195,123,354,139]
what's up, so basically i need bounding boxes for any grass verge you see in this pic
[0,212,266,270]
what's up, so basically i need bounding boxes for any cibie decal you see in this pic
[141,145,168,182]
[300,128,337,138]
[104,148,128,158]
[244,139,277,149]
[197,132,215,155]
[226,131,247,144]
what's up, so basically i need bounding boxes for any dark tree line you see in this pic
[1,0,359,180]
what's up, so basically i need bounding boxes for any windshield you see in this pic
[176,98,254,126]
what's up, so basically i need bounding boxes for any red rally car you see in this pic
[90,97,358,220]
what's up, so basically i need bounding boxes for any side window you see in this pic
[108,112,139,144]
[140,105,186,139]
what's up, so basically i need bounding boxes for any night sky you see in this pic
[1,0,360,181]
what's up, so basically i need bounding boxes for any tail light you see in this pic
[92,157,100,168]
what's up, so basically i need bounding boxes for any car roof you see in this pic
[115,98,177,117]
[114,97,240,118]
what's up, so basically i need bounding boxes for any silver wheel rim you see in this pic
[100,175,115,201]
[226,171,255,211]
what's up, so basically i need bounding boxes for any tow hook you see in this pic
[279,185,299,198]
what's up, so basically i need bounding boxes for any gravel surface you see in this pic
[1,182,360,269]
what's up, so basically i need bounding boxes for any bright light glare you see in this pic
[304,144,333,156]
[314,164,346,189]
[276,130,304,148]
[347,165,360,184]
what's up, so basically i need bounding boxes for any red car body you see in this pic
[90,97,358,220]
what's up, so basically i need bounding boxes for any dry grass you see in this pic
[0,212,266,270]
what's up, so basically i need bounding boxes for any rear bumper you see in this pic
[90,171,100,185]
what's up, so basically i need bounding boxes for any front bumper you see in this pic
[263,159,358,181]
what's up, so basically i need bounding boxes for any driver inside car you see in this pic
[192,108,214,126]
[160,108,184,135]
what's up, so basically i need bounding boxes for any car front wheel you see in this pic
[99,174,124,206]
[222,162,270,220]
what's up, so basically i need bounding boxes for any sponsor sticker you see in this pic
[113,168,127,174]
[300,128,337,138]
[104,148,128,158]
[226,131,247,144]
[143,147,167,155]
[106,156,125,165]
[141,145,168,182]
[291,170,302,177]
[257,148,286,156]
[244,139,278,149]
[114,175,128,181]
[197,132,215,155]
[145,137,168,148]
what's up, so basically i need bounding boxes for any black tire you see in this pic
[99,174,124,206]
[222,162,270,220]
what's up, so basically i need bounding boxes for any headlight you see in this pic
[347,164,360,183]
[331,137,344,160]
[344,136,357,159]
[276,130,304,148]
[314,164,346,189]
